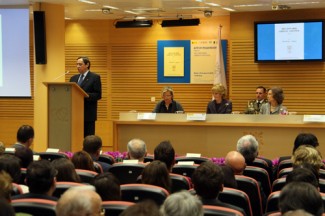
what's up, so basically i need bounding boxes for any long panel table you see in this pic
[113,113,325,160]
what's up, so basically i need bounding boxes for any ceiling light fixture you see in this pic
[161,18,200,27]
[115,20,153,28]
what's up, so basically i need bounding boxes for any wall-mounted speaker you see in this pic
[161,19,200,27]
[33,11,47,64]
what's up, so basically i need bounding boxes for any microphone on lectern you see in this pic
[52,71,70,81]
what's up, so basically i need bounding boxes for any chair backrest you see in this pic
[271,177,286,192]
[319,179,325,193]
[219,187,253,216]
[277,159,293,177]
[11,198,57,216]
[38,152,69,162]
[319,169,325,179]
[265,191,280,214]
[98,154,115,165]
[144,155,154,163]
[94,161,103,173]
[171,164,198,178]
[235,175,263,216]
[108,163,145,184]
[19,168,27,185]
[278,167,293,178]
[12,183,23,196]
[53,181,85,198]
[203,205,244,216]
[121,183,169,206]
[102,201,135,216]
[169,173,192,193]
[243,166,271,197]
[75,169,98,184]
[175,156,211,164]
[251,158,274,182]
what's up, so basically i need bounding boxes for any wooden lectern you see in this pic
[43,82,88,152]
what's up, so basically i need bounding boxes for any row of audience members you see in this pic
[154,84,286,115]
[0,124,323,215]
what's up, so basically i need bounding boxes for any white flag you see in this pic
[213,26,227,90]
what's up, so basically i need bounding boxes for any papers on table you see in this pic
[137,113,156,120]
[303,115,325,123]
[186,113,206,121]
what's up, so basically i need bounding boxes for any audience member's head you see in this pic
[293,133,319,154]
[51,158,81,183]
[0,171,13,202]
[286,166,319,189]
[92,172,121,201]
[220,165,238,189]
[283,210,313,216]
[142,160,171,193]
[192,161,224,199]
[292,145,323,172]
[56,185,103,216]
[154,140,175,171]
[127,138,147,162]
[0,154,21,183]
[160,190,203,216]
[71,150,96,172]
[14,147,33,168]
[120,200,160,216]
[26,160,57,196]
[225,151,246,175]
[279,182,323,216]
[0,141,5,155]
[236,134,259,164]
[16,125,34,148]
[82,135,102,159]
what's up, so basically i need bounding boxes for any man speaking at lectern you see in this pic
[70,56,102,137]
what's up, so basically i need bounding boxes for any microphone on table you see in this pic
[52,71,70,81]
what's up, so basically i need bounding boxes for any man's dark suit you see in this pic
[70,71,101,137]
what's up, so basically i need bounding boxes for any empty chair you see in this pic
[271,177,286,192]
[171,164,198,178]
[75,169,98,184]
[108,162,145,184]
[99,154,115,165]
[53,182,85,198]
[11,198,57,216]
[243,166,271,197]
[251,158,274,181]
[235,175,263,216]
[203,205,244,216]
[169,173,192,193]
[265,191,280,214]
[38,152,69,162]
[219,187,253,216]
[175,156,211,164]
[102,201,135,216]
[121,183,169,206]
[278,167,293,178]
[277,159,293,176]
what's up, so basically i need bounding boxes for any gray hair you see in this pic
[127,138,147,160]
[161,86,174,97]
[56,185,102,216]
[236,135,259,163]
[160,190,203,216]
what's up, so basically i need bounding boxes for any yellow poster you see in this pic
[164,47,184,77]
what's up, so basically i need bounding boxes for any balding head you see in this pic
[225,151,246,175]
[56,186,102,216]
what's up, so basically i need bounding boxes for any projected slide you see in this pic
[0,8,31,97]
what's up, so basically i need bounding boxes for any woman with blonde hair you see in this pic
[206,83,232,114]
[292,145,324,172]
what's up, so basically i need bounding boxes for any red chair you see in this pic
[121,183,169,206]
[38,152,69,162]
[53,181,86,198]
[171,164,199,178]
[235,175,263,216]
[243,166,271,197]
[271,177,286,192]
[277,159,293,177]
[203,205,244,216]
[108,162,146,184]
[169,173,192,193]
[278,167,293,178]
[11,198,57,216]
[219,187,253,216]
[265,191,280,214]
[102,201,135,216]
[75,169,98,184]
[99,154,115,165]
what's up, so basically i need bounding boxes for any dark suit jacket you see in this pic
[206,99,232,114]
[70,71,101,121]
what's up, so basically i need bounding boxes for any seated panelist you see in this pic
[260,86,287,115]
[244,86,268,114]
[153,86,184,113]
[206,83,232,114]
